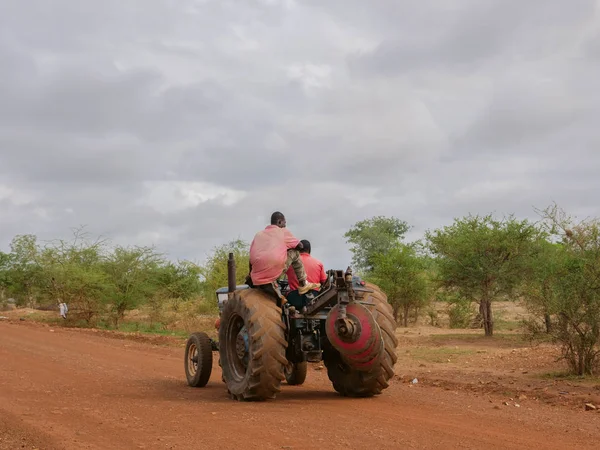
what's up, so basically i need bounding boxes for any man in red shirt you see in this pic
[286,239,327,292]
[248,212,320,296]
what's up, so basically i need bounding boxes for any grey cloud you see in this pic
[454,76,595,154]
[348,0,595,76]
[1,69,163,136]
[1,0,598,269]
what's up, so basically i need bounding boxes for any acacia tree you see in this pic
[199,239,249,310]
[521,238,564,333]
[151,260,203,314]
[39,232,112,324]
[524,205,600,375]
[5,235,44,307]
[102,246,164,326]
[369,244,430,326]
[344,216,410,275]
[154,260,202,301]
[426,214,541,336]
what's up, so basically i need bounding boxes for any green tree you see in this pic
[39,233,112,324]
[369,244,430,326]
[199,239,249,310]
[426,214,541,336]
[5,235,44,307]
[0,251,10,301]
[102,246,163,326]
[0,251,9,286]
[523,205,600,375]
[344,216,410,274]
[521,238,564,333]
[155,260,202,300]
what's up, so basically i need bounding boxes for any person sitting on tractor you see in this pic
[247,212,320,298]
[285,239,327,309]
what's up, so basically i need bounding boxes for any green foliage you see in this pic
[433,290,476,329]
[425,305,439,327]
[426,214,541,336]
[0,251,10,292]
[155,261,202,301]
[198,239,249,312]
[521,238,564,334]
[4,235,45,306]
[448,300,475,329]
[368,244,430,326]
[0,228,204,326]
[102,246,164,326]
[523,205,600,375]
[344,216,410,274]
[39,237,112,324]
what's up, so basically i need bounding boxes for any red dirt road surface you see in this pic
[1,321,599,450]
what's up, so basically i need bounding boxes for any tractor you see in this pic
[184,253,398,401]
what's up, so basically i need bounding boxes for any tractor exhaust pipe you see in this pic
[227,252,236,293]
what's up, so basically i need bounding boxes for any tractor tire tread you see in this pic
[323,283,398,397]
[219,289,287,401]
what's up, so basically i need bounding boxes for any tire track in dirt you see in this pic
[1,321,598,449]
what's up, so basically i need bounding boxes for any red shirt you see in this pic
[286,252,327,291]
[249,225,300,285]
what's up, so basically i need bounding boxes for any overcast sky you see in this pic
[1,0,599,268]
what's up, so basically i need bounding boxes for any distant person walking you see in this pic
[58,302,68,320]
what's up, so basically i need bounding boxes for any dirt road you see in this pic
[1,321,598,450]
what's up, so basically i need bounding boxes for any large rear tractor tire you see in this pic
[284,361,308,386]
[323,284,398,397]
[218,289,288,401]
[185,332,213,387]
[363,285,399,381]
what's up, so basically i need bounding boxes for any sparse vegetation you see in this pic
[0,228,241,331]
[5,203,600,379]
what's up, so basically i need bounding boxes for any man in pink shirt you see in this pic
[286,240,327,292]
[248,212,320,296]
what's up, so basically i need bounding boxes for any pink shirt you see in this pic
[286,253,327,291]
[250,225,300,285]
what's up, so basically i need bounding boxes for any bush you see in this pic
[425,306,439,327]
[523,205,600,375]
[369,244,431,327]
[448,301,474,329]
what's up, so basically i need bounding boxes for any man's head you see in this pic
[299,239,311,254]
[270,211,286,228]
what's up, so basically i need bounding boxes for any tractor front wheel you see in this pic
[219,289,288,401]
[284,361,308,386]
[184,332,213,387]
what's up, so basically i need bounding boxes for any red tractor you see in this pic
[184,253,398,401]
